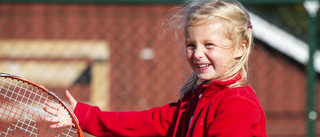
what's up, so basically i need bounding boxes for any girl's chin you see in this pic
[196,75,216,81]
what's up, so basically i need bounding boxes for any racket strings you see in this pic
[0,77,78,137]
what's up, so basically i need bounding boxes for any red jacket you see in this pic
[74,78,267,137]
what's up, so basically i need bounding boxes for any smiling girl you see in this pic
[42,0,267,136]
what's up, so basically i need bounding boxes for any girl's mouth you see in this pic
[196,64,211,71]
[198,64,210,68]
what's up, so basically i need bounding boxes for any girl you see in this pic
[42,0,267,136]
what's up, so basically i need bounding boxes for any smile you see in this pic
[197,64,210,68]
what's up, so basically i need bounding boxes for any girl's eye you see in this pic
[205,43,215,47]
[186,44,196,49]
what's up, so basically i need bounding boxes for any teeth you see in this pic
[198,64,209,68]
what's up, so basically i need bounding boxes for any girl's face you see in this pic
[185,22,236,82]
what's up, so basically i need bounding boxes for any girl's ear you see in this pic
[234,41,248,58]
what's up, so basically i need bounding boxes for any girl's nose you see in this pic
[194,47,205,59]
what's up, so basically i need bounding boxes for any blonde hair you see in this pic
[168,0,253,97]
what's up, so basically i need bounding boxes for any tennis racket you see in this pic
[0,73,84,137]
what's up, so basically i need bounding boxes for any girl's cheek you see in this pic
[186,51,193,60]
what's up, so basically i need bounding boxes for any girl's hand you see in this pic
[41,90,78,128]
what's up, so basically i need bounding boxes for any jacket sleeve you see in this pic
[74,101,179,137]
[207,94,265,137]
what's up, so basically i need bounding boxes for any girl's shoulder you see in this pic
[204,84,261,108]
[218,85,262,108]
[226,85,258,99]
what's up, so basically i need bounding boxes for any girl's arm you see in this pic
[74,101,179,137]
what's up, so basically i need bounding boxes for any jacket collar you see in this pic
[199,74,241,96]
[202,74,241,88]
[183,74,241,100]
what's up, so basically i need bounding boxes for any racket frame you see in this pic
[0,73,85,137]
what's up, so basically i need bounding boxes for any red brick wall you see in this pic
[250,42,309,136]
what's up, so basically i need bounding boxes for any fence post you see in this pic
[304,0,319,137]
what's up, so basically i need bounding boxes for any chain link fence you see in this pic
[0,3,318,137]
